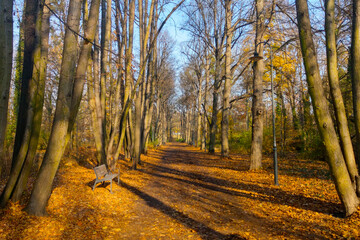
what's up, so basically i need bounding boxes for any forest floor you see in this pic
[1,142,360,239]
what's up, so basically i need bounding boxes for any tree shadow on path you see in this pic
[144,162,341,216]
[119,180,245,240]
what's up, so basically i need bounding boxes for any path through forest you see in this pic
[1,142,360,239]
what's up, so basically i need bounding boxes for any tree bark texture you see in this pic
[250,0,265,170]
[221,0,233,157]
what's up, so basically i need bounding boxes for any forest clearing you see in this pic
[1,142,359,240]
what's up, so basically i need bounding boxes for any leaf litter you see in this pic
[0,142,359,239]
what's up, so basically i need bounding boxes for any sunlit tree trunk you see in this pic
[107,0,126,159]
[208,0,222,154]
[296,0,359,216]
[0,0,13,177]
[25,0,100,216]
[202,56,210,150]
[221,0,233,157]
[99,0,111,166]
[326,0,360,194]
[250,0,265,170]
[197,76,203,148]
[143,9,157,153]
[113,0,135,162]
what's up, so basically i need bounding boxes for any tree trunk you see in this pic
[99,0,111,165]
[326,0,359,193]
[0,0,13,177]
[0,0,41,208]
[296,0,359,216]
[11,0,51,202]
[25,0,100,216]
[208,0,221,154]
[250,0,265,170]
[351,0,360,175]
[202,56,209,150]
[221,0,233,157]
[107,0,126,158]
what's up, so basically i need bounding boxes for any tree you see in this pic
[296,0,359,216]
[0,0,13,176]
[250,0,266,170]
[0,0,42,207]
[325,0,360,193]
[221,0,233,157]
[25,0,101,216]
[351,0,360,172]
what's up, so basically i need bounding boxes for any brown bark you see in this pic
[250,0,265,170]
[221,0,233,157]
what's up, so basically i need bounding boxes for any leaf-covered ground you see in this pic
[0,142,360,239]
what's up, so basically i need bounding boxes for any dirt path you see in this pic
[120,143,258,239]
[117,142,331,240]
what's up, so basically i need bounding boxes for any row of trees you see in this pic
[177,0,360,216]
[0,0,182,216]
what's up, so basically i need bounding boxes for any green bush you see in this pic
[229,130,252,154]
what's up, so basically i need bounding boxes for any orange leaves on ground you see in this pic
[0,143,360,239]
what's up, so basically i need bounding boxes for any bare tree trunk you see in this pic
[208,0,221,154]
[11,0,51,202]
[99,0,111,166]
[107,0,126,158]
[250,0,265,170]
[351,0,360,174]
[197,83,202,147]
[0,0,41,207]
[143,13,157,153]
[113,0,135,162]
[221,0,233,157]
[0,0,13,176]
[202,56,209,150]
[326,0,359,194]
[296,0,359,216]
[25,0,100,216]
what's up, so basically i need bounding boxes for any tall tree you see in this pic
[325,0,360,193]
[0,0,13,176]
[11,0,52,202]
[25,0,101,215]
[351,0,360,172]
[99,0,111,165]
[296,0,359,216]
[250,0,266,169]
[0,0,42,207]
[221,0,233,157]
